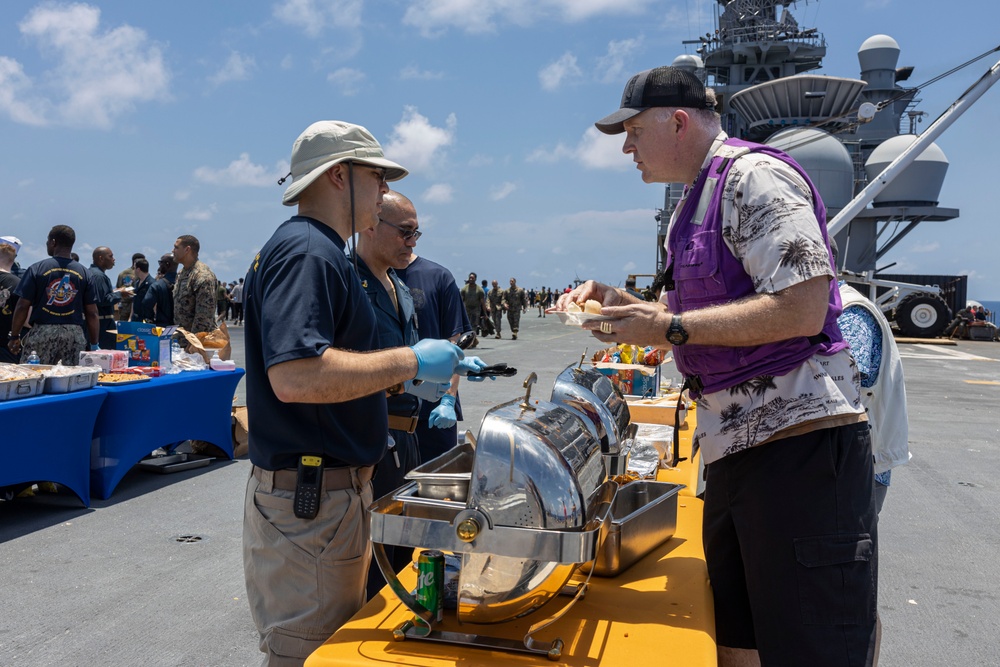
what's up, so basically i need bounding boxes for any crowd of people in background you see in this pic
[1,230,224,365]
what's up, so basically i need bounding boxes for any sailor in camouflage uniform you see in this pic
[487,279,505,338]
[501,277,528,340]
[171,235,218,334]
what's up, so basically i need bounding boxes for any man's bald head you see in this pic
[93,246,115,270]
[381,190,415,222]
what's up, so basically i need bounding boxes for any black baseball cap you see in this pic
[595,66,713,135]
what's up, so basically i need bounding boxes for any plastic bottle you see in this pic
[26,350,40,364]
[209,350,236,371]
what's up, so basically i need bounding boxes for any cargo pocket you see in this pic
[794,533,874,625]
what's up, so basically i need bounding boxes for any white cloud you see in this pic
[399,64,445,81]
[490,182,517,201]
[0,57,47,126]
[385,107,457,173]
[910,241,941,253]
[273,0,362,37]
[527,127,629,170]
[539,52,582,91]
[596,38,642,83]
[193,153,289,187]
[174,190,191,201]
[423,183,454,203]
[402,0,654,37]
[468,154,493,167]
[327,67,365,96]
[209,51,255,86]
[17,178,35,189]
[2,3,170,128]
[184,204,218,221]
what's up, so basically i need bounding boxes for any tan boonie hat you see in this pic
[282,121,408,206]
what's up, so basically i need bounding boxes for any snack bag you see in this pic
[176,320,232,364]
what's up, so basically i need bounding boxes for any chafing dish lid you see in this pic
[551,364,630,451]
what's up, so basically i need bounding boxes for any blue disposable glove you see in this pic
[405,379,451,402]
[458,356,492,382]
[411,339,464,383]
[428,394,457,429]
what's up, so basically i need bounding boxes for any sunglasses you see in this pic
[378,218,422,241]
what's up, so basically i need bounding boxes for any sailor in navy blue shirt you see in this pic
[241,121,477,665]
[88,246,122,349]
[398,251,474,461]
[354,190,452,598]
[9,225,99,364]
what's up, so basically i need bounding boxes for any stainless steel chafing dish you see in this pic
[370,374,616,659]
[369,369,680,660]
[550,363,633,477]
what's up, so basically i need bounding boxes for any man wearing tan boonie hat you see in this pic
[241,121,484,665]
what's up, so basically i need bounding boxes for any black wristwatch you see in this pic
[666,314,689,346]
[7,331,19,340]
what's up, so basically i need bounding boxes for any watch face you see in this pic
[667,316,687,345]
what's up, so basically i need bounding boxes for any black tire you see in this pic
[894,293,952,338]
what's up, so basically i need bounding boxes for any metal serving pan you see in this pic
[26,365,100,394]
[0,372,45,401]
[402,441,473,503]
[584,480,684,577]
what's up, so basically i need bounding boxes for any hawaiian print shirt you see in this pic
[678,134,865,465]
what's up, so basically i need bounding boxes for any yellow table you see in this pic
[308,407,716,667]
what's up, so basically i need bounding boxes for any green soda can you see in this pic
[415,549,444,622]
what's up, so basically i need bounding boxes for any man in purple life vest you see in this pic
[556,66,877,667]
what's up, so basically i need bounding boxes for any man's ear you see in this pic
[326,164,349,190]
[672,109,691,136]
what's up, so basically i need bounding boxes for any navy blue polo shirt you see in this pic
[244,216,388,470]
[397,255,471,422]
[354,255,420,417]
[14,257,94,325]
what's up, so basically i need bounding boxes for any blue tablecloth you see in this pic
[1,388,108,506]
[90,369,245,500]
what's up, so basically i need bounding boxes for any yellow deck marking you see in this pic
[964,380,1000,385]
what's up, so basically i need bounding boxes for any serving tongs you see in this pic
[457,330,517,377]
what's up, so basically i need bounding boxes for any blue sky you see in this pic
[2,0,998,299]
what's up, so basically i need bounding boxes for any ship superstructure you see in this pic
[660,0,977,336]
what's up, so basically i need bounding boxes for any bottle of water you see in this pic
[27,350,40,364]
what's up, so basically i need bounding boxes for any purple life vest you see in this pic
[665,137,847,397]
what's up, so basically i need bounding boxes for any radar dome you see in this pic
[671,54,704,73]
[767,127,854,214]
[865,134,949,207]
[858,34,900,73]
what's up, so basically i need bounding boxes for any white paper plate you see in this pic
[553,310,614,326]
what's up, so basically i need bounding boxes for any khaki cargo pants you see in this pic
[243,466,373,666]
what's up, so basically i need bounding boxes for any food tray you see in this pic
[0,373,45,402]
[98,373,152,385]
[402,442,473,502]
[584,480,684,577]
[136,453,213,474]
[26,365,100,394]
[553,310,613,327]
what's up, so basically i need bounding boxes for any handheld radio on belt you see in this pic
[294,455,324,519]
